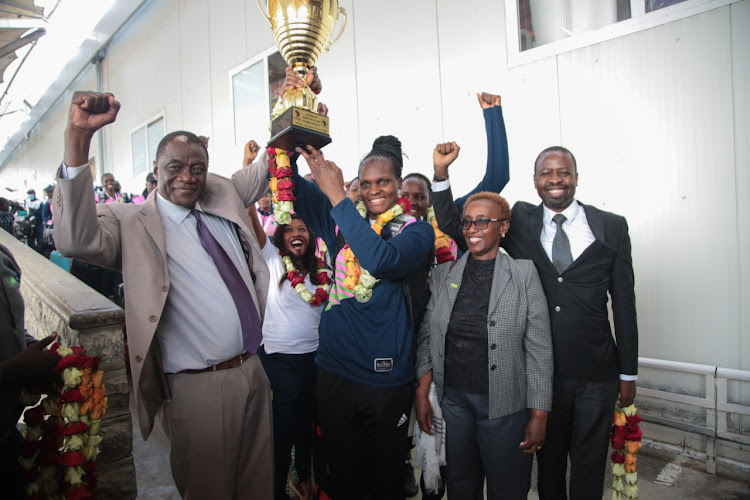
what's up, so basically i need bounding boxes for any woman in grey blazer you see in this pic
[415,192,553,499]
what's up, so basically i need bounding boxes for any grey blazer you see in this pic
[416,250,553,419]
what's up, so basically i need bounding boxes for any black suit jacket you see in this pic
[432,188,638,382]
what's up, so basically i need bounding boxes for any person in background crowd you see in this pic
[95,173,125,204]
[432,145,638,500]
[54,91,274,498]
[346,177,360,204]
[132,173,157,205]
[416,191,553,499]
[0,198,13,235]
[24,189,43,250]
[0,243,61,499]
[114,180,132,203]
[42,185,54,224]
[250,210,328,500]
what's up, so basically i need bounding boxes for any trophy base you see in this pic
[268,106,332,151]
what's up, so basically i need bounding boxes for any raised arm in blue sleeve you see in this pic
[288,154,339,252]
[330,201,433,280]
[454,106,510,213]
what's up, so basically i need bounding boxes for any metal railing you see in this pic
[637,357,750,474]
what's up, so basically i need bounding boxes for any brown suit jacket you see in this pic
[53,153,271,439]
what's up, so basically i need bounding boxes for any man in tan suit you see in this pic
[54,91,273,499]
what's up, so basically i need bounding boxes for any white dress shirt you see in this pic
[540,200,595,263]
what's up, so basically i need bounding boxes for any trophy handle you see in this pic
[255,0,271,23]
[326,6,348,52]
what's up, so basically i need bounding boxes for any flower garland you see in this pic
[280,250,332,306]
[267,147,294,225]
[610,404,643,500]
[342,198,411,303]
[426,206,455,264]
[19,343,107,500]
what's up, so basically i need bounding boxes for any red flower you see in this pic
[310,295,322,306]
[623,426,643,442]
[626,414,643,426]
[24,406,46,426]
[49,342,61,354]
[290,275,304,288]
[275,166,293,178]
[398,197,411,214]
[56,354,99,372]
[611,425,625,449]
[40,426,59,448]
[60,421,88,436]
[314,288,329,301]
[611,451,625,464]
[66,483,93,500]
[267,146,276,156]
[435,247,454,264]
[277,178,294,190]
[277,190,296,201]
[60,388,86,404]
[71,346,85,355]
[287,270,301,282]
[83,462,97,475]
[60,450,86,467]
[316,272,331,284]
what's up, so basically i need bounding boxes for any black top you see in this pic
[444,255,495,395]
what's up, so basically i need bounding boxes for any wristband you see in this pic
[433,174,449,182]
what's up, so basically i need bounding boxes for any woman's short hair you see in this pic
[463,191,511,221]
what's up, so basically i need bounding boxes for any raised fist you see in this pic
[67,91,120,135]
[477,92,501,110]
[243,139,260,167]
[433,141,461,178]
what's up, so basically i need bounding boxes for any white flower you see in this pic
[62,366,82,388]
[612,463,626,476]
[64,465,85,485]
[624,484,638,498]
[358,270,378,289]
[57,347,74,357]
[62,402,80,422]
[64,433,85,451]
[623,404,638,417]
[274,210,291,225]
[611,490,624,500]
[612,477,624,492]
[624,472,638,485]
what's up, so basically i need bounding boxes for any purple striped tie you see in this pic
[192,209,262,354]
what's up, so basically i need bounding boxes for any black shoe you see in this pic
[404,460,419,497]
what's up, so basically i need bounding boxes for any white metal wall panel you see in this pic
[731,1,750,378]
[556,7,740,368]
[348,0,443,180]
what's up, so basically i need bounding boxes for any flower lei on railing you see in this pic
[610,404,643,500]
[18,343,107,500]
[342,198,411,303]
[281,250,331,306]
[267,147,294,225]
[426,206,455,264]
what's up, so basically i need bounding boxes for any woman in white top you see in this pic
[250,211,331,500]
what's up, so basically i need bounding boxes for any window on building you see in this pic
[131,114,165,177]
[230,50,286,146]
[509,0,736,62]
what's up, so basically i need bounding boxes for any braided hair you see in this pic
[359,135,404,178]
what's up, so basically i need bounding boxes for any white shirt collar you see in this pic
[156,192,204,225]
[543,199,580,226]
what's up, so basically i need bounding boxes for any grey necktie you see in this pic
[192,209,262,354]
[552,213,573,274]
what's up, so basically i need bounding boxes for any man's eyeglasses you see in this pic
[459,218,506,230]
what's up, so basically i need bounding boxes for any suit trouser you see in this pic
[441,388,532,500]
[537,378,619,500]
[315,367,413,500]
[258,347,316,500]
[163,354,274,500]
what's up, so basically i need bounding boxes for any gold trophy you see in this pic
[257,0,347,150]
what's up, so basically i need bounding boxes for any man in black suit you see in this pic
[431,146,638,499]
